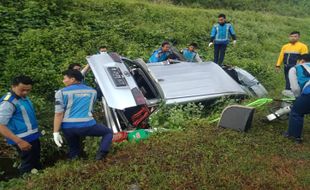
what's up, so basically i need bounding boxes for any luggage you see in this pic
[112,132,128,143]
[218,105,255,132]
[128,129,150,142]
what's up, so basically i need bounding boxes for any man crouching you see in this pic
[53,69,113,160]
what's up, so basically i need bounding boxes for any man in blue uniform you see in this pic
[181,43,203,62]
[148,41,172,63]
[0,75,41,174]
[284,54,310,143]
[53,70,113,160]
[209,14,237,65]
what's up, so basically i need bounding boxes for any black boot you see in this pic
[95,151,108,160]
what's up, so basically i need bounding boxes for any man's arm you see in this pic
[53,90,65,147]
[54,90,65,133]
[229,24,236,40]
[0,125,32,151]
[0,102,32,150]
[81,64,91,76]
[276,46,285,67]
[288,67,300,97]
[0,124,22,144]
[301,44,308,54]
[210,25,217,42]
[53,112,64,133]
[195,53,203,63]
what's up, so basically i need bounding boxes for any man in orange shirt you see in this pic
[276,31,308,90]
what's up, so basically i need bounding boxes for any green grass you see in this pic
[149,0,310,18]
[1,0,310,189]
[1,112,309,189]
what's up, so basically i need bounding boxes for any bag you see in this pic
[112,132,128,143]
[131,105,150,127]
[128,129,149,142]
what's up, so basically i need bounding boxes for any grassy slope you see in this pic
[150,0,310,17]
[1,0,310,189]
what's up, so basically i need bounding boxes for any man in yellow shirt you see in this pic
[276,31,308,90]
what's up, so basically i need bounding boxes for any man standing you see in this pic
[283,54,310,143]
[53,70,113,160]
[0,76,41,174]
[209,14,237,65]
[148,41,172,63]
[276,31,308,90]
[181,43,203,62]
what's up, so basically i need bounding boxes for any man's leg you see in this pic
[287,94,310,138]
[30,139,42,170]
[214,44,220,64]
[80,124,113,158]
[14,139,41,174]
[218,44,227,65]
[62,129,81,159]
[284,64,294,90]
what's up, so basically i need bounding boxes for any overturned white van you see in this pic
[86,53,267,133]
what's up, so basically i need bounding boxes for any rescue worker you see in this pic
[98,46,108,54]
[209,14,237,65]
[53,70,113,160]
[181,43,203,62]
[0,76,41,174]
[276,31,308,90]
[148,41,172,63]
[283,54,310,143]
[76,45,109,77]
[68,63,82,71]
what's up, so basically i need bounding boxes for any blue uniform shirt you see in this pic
[295,63,310,95]
[182,48,197,62]
[0,92,40,145]
[210,23,236,45]
[148,48,171,63]
[55,84,97,128]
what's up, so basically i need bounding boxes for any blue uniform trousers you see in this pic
[214,44,227,65]
[284,64,296,90]
[14,139,42,174]
[62,124,113,159]
[288,93,310,138]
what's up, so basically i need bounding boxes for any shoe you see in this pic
[95,151,108,160]
[282,131,290,138]
[295,138,303,144]
[283,132,303,144]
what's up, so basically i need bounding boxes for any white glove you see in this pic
[53,132,63,147]
[233,40,237,46]
[208,42,213,47]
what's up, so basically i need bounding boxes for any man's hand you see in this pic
[208,42,213,47]
[17,140,32,151]
[275,66,281,72]
[53,132,63,147]
[233,40,237,47]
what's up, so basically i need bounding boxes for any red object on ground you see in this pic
[112,132,128,143]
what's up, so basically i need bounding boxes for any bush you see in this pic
[149,102,204,129]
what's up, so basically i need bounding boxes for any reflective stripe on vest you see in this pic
[17,128,38,138]
[63,117,94,122]
[20,105,32,133]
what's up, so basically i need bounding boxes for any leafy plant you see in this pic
[149,102,204,129]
